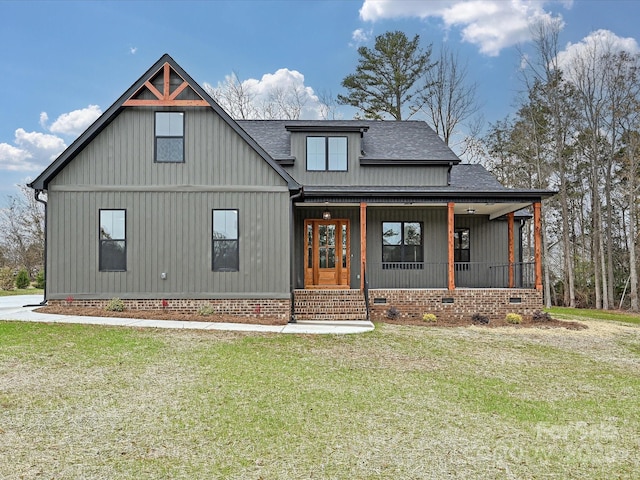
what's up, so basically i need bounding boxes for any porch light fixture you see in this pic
[466,208,476,214]
[322,202,331,220]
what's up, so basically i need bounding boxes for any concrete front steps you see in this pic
[293,289,368,321]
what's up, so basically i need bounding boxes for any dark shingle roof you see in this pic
[237,120,460,164]
[450,163,506,190]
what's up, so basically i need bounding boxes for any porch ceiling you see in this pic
[296,201,533,220]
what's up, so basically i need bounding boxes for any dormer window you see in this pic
[306,136,347,171]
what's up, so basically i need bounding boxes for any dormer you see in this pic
[284,123,369,172]
[237,120,460,188]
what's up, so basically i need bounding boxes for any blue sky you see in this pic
[1,0,639,204]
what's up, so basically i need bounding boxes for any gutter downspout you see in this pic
[23,189,47,307]
[289,187,304,323]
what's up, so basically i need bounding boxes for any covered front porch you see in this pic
[291,199,545,321]
[293,201,543,291]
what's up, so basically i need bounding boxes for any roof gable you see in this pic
[123,61,209,107]
[29,54,299,191]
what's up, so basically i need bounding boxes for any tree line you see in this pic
[479,19,640,310]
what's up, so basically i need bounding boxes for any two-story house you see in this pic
[29,54,553,323]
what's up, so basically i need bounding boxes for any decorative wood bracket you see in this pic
[123,63,209,107]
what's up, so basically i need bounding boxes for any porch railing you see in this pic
[367,262,535,289]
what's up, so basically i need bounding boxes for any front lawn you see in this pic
[0,317,638,479]
[0,288,43,297]
[548,306,640,325]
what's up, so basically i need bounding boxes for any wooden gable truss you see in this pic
[123,62,209,107]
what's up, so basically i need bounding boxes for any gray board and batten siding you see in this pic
[46,107,291,300]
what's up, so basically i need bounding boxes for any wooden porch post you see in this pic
[508,212,515,288]
[360,202,367,291]
[533,202,543,291]
[448,202,455,291]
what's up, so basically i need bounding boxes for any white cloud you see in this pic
[15,128,66,154]
[39,112,48,129]
[0,142,37,172]
[206,68,326,119]
[351,28,372,45]
[556,29,640,75]
[0,104,98,172]
[130,47,137,55]
[359,0,568,56]
[43,104,102,136]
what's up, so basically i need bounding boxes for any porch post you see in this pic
[447,202,455,290]
[533,201,543,291]
[360,202,367,291]
[508,212,515,288]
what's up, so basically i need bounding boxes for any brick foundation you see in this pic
[48,298,291,321]
[368,288,543,322]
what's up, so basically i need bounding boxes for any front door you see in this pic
[304,219,350,288]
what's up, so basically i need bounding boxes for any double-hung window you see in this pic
[155,112,184,162]
[99,209,126,271]
[382,222,423,267]
[213,210,239,272]
[306,136,347,171]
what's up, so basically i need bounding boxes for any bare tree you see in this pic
[317,89,340,120]
[523,18,579,308]
[567,35,616,309]
[611,51,640,310]
[266,85,307,120]
[420,44,480,146]
[205,71,258,120]
[0,185,45,275]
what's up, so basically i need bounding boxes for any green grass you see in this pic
[548,306,640,325]
[0,318,639,479]
[0,288,43,297]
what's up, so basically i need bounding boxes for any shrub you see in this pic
[471,313,489,324]
[34,270,45,289]
[15,269,30,289]
[505,313,522,324]
[198,305,216,316]
[422,313,437,323]
[0,267,14,290]
[386,306,400,319]
[532,310,553,322]
[105,297,125,312]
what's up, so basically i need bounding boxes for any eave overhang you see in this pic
[285,124,369,133]
[359,158,458,166]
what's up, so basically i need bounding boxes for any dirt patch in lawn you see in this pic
[35,306,288,326]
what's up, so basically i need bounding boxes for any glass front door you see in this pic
[304,219,350,288]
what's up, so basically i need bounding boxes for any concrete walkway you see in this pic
[0,295,374,335]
